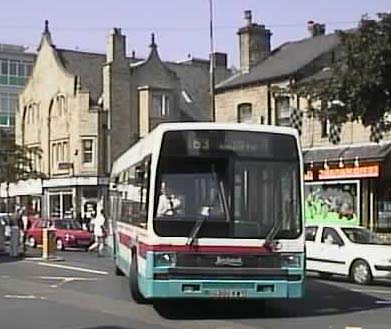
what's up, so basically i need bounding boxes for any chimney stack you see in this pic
[106,27,126,63]
[237,10,272,73]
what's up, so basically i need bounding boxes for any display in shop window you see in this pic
[305,181,359,226]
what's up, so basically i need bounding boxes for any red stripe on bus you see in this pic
[118,232,270,254]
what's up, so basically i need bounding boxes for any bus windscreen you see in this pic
[154,130,302,240]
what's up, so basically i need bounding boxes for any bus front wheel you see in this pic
[130,254,148,304]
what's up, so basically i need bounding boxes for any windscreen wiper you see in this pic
[186,207,209,246]
[263,218,282,251]
[186,165,230,246]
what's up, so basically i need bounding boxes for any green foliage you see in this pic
[295,13,391,126]
[0,143,45,184]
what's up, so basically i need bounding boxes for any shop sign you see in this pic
[304,170,314,181]
[318,164,379,180]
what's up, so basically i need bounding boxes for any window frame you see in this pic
[237,103,252,123]
[81,138,95,165]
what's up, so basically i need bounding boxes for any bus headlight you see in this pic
[154,253,177,267]
[281,254,301,268]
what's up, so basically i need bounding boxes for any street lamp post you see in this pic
[209,0,216,122]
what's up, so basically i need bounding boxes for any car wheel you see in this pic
[28,236,36,248]
[318,272,333,279]
[351,260,372,285]
[56,239,64,251]
[129,253,148,304]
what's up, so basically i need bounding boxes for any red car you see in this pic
[26,219,93,251]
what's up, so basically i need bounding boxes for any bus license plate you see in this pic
[211,290,248,298]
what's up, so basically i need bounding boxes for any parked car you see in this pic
[305,224,391,284]
[26,219,93,251]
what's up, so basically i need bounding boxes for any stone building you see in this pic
[10,22,231,219]
[215,11,391,234]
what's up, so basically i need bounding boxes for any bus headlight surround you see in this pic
[281,254,301,268]
[154,252,177,267]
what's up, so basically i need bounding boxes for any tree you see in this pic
[296,13,391,128]
[0,140,44,213]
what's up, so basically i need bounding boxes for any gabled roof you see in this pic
[217,33,340,91]
[56,49,106,104]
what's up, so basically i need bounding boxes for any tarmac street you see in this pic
[1,249,391,329]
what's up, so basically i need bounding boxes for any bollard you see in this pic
[9,226,19,257]
[42,228,55,260]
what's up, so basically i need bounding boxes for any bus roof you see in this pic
[111,122,300,177]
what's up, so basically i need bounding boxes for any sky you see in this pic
[1,0,390,67]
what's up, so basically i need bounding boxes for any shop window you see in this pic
[376,183,391,230]
[49,192,74,219]
[237,103,252,123]
[82,139,94,164]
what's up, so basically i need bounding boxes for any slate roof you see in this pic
[166,62,211,121]
[216,33,340,91]
[56,49,106,104]
[303,142,391,164]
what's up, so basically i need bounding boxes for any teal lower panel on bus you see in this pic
[138,276,304,299]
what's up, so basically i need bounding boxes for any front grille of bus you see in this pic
[175,253,283,268]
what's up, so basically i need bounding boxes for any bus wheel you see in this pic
[115,265,124,276]
[130,254,148,304]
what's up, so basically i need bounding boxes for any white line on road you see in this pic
[350,288,391,294]
[376,300,391,304]
[3,294,46,300]
[37,262,108,275]
[37,276,99,288]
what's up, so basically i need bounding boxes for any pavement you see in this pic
[1,247,391,329]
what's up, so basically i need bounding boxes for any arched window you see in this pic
[56,95,66,116]
[237,103,252,123]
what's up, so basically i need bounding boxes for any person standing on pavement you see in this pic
[88,209,106,256]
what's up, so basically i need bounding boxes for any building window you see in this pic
[56,95,66,116]
[82,139,94,164]
[49,191,74,219]
[0,58,32,86]
[0,92,18,127]
[152,93,171,117]
[237,103,252,123]
[275,96,290,126]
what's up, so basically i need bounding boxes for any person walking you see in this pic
[88,209,106,256]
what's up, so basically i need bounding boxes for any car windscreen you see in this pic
[55,220,82,230]
[342,227,389,245]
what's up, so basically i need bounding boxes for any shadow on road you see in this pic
[153,278,389,320]
[314,272,391,288]
[0,253,24,263]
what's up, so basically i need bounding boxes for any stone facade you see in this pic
[9,24,231,219]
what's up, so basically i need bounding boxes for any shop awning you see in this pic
[303,142,391,165]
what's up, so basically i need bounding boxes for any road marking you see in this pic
[376,300,391,304]
[3,294,46,300]
[350,288,391,294]
[37,276,99,288]
[345,327,362,329]
[37,262,108,275]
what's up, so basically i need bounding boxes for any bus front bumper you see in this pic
[138,276,304,299]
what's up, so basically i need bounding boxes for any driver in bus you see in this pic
[157,181,182,217]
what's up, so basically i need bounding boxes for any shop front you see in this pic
[303,143,391,240]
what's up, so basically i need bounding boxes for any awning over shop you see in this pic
[303,142,391,165]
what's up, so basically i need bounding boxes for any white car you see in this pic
[305,224,391,284]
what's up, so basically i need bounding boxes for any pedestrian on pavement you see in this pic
[88,209,106,256]
[9,205,24,257]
